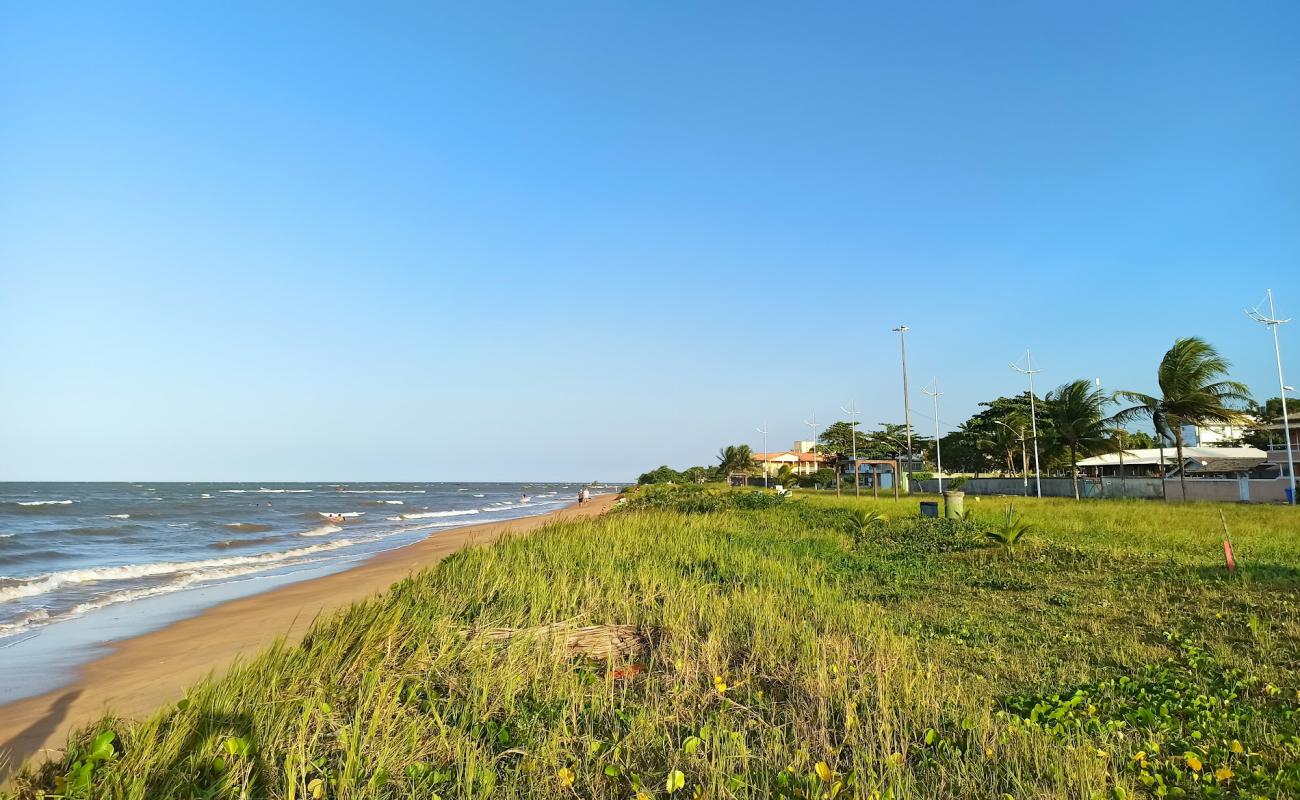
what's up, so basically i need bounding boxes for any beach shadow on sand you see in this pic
[0,688,82,780]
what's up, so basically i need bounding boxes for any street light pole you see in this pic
[923,377,943,494]
[1011,350,1043,498]
[1247,290,1296,505]
[841,401,860,497]
[756,423,769,489]
[893,325,914,492]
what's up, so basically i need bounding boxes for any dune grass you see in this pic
[5,487,1299,799]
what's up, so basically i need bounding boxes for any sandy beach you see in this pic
[0,493,618,776]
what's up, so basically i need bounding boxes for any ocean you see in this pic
[0,481,602,702]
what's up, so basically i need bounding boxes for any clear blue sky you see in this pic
[2,2,1298,481]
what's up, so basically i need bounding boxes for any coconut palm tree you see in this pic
[1044,379,1113,499]
[716,445,756,478]
[1114,337,1252,502]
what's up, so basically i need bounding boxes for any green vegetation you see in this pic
[1115,337,1253,503]
[7,487,1300,799]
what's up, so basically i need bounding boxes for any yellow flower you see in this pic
[1185,754,1203,772]
[815,761,833,782]
[1215,766,1234,782]
[886,752,905,768]
[713,675,728,693]
[557,767,575,789]
[1230,740,1244,754]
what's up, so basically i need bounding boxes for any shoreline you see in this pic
[0,493,619,776]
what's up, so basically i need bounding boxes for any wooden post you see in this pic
[873,463,879,499]
[835,464,841,496]
[854,459,860,497]
[893,460,900,501]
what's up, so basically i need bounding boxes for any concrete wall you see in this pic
[913,476,1289,503]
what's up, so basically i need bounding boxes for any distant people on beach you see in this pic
[578,488,590,505]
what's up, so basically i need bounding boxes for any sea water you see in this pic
[0,482,601,702]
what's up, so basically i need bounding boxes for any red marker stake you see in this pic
[1220,510,1237,574]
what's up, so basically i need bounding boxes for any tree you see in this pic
[681,466,709,484]
[818,421,869,457]
[774,464,798,488]
[1114,337,1252,502]
[1118,430,1157,449]
[1244,397,1288,449]
[637,465,683,485]
[1044,379,1112,499]
[716,445,756,477]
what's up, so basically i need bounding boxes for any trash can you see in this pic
[943,491,965,519]
[1288,487,1294,504]
[919,501,939,518]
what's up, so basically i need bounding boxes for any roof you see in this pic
[1076,446,1266,469]
[753,452,799,462]
[796,452,829,462]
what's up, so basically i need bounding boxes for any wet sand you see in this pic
[0,493,618,776]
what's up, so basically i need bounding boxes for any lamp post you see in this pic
[923,377,943,494]
[1010,350,1043,498]
[1246,290,1296,505]
[756,423,769,489]
[841,401,860,497]
[993,420,1028,496]
[892,326,914,492]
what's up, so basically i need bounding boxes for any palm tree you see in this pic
[1114,337,1252,502]
[716,445,756,478]
[1044,379,1113,499]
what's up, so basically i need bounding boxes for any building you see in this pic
[1180,418,1256,447]
[752,440,833,477]
[1077,446,1274,479]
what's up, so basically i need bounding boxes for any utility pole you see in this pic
[1011,350,1043,498]
[923,377,943,494]
[893,325,914,492]
[1247,290,1296,505]
[841,401,860,497]
[756,423,769,489]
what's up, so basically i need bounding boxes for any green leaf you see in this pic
[88,731,116,762]
[683,736,703,755]
[604,764,623,778]
[666,769,685,794]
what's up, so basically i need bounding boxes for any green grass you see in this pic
[6,487,1299,799]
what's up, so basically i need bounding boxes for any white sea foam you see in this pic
[257,488,313,493]
[316,511,365,518]
[106,514,131,519]
[0,538,357,604]
[300,524,342,537]
[200,493,213,498]
[16,500,74,506]
[0,558,335,639]
[473,494,485,497]
[398,509,479,520]
[336,490,426,494]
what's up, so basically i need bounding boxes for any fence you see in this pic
[912,477,1288,503]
